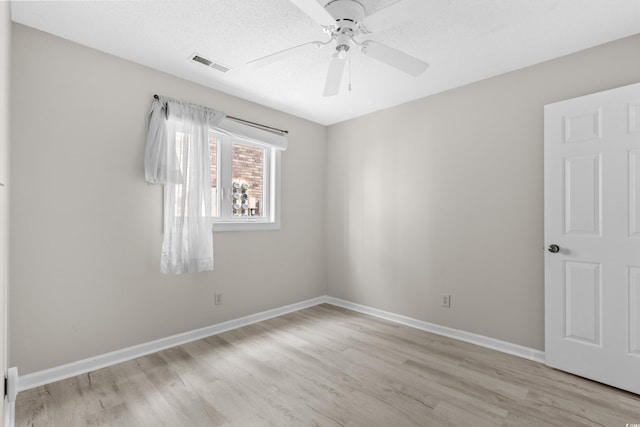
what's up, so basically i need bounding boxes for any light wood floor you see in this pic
[16,304,640,426]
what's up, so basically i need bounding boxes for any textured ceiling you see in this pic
[10,0,640,125]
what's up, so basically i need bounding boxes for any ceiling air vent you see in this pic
[190,53,231,73]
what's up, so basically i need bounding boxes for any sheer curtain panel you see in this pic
[145,96,225,274]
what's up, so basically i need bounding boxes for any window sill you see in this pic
[212,220,280,232]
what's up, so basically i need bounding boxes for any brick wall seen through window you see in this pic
[209,138,264,216]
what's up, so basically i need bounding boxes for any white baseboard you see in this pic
[17,295,544,393]
[5,400,14,427]
[325,297,545,363]
[17,296,326,392]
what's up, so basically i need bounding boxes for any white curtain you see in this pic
[145,96,225,274]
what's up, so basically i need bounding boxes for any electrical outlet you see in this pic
[214,293,223,305]
[442,294,451,308]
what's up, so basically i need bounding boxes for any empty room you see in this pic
[1,0,640,425]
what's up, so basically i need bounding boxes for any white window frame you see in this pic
[210,129,282,232]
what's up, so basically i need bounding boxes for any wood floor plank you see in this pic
[16,304,640,426]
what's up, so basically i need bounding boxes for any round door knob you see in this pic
[548,244,560,253]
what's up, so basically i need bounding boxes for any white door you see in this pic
[544,82,640,395]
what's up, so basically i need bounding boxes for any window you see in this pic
[208,125,282,231]
[146,96,287,272]
[166,116,286,232]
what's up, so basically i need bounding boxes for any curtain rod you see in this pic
[153,94,288,135]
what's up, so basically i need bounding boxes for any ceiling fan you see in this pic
[247,0,429,96]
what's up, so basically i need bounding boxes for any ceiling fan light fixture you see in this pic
[335,33,351,58]
[247,0,429,96]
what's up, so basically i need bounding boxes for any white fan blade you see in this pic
[361,41,428,76]
[247,41,322,68]
[289,0,336,27]
[323,55,346,97]
[362,0,421,33]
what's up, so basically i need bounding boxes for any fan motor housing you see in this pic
[326,0,365,35]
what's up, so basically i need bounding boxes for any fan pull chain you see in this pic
[348,50,352,92]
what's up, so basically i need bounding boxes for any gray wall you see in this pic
[326,34,640,351]
[10,19,640,375]
[10,24,327,374]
